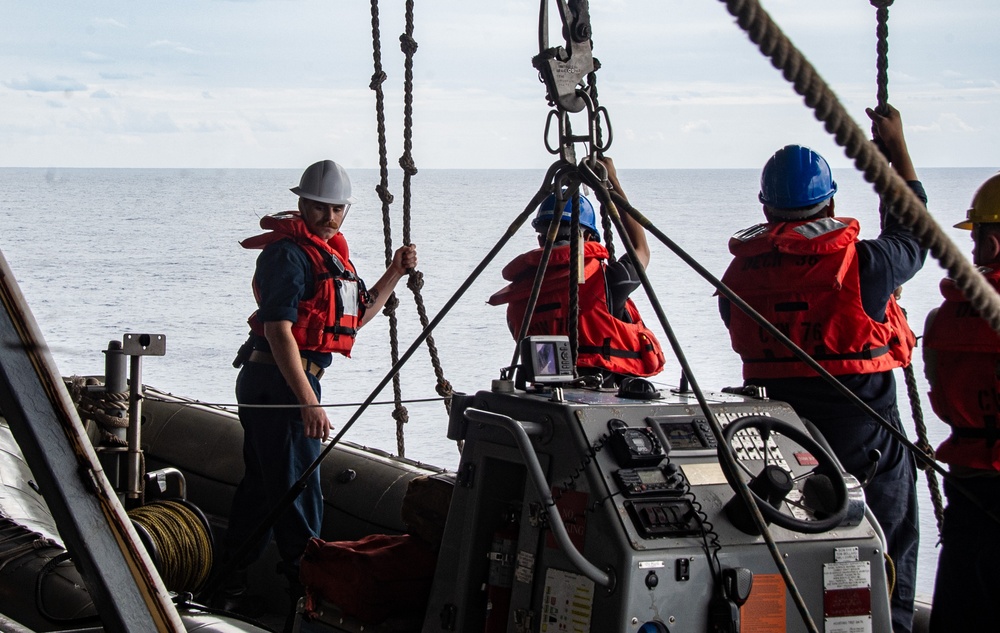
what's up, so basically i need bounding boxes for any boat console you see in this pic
[424,357,889,632]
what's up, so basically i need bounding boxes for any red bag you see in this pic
[300,533,438,624]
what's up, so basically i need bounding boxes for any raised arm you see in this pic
[602,157,650,269]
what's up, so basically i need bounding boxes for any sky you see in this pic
[2,0,999,169]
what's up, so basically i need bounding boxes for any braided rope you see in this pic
[129,500,213,592]
[722,0,1000,332]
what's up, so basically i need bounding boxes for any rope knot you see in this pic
[914,440,936,470]
[382,293,400,316]
[436,379,453,398]
[869,0,894,7]
[375,183,394,205]
[407,271,424,292]
[369,70,387,91]
[392,405,410,424]
[398,155,418,176]
[399,34,418,56]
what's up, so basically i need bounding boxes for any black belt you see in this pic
[248,350,325,380]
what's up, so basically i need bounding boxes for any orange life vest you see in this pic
[721,217,914,380]
[488,242,665,377]
[923,264,1000,471]
[241,212,363,357]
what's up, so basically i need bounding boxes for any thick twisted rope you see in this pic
[568,191,582,366]
[370,0,408,456]
[900,328,946,536]
[370,1,453,457]
[722,0,1000,333]
[871,0,892,112]
[398,0,454,417]
[67,376,129,446]
[866,0,946,538]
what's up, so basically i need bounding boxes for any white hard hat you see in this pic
[291,160,356,205]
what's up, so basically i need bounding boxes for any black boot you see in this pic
[212,567,266,618]
[279,561,306,633]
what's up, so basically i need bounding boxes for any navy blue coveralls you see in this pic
[225,239,336,574]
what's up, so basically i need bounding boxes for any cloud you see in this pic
[91,18,127,29]
[65,110,180,135]
[681,120,712,135]
[46,100,68,109]
[100,72,141,81]
[91,89,114,99]
[911,113,979,135]
[248,117,288,133]
[82,51,113,64]
[148,40,202,55]
[4,75,87,92]
[191,121,228,133]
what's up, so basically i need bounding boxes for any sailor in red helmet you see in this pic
[489,158,665,387]
[719,106,926,633]
[924,173,1000,632]
[221,160,417,613]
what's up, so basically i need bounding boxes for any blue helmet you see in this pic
[531,193,599,236]
[758,145,838,214]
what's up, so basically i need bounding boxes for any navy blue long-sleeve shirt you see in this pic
[719,181,928,421]
[249,239,343,368]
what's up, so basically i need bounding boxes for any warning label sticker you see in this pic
[540,568,594,633]
[825,615,872,633]
[823,561,870,590]
[824,560,871,630]
[741,573,786,632]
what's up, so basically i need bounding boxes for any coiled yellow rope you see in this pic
[129,500,213,593]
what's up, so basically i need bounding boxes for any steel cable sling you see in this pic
[525,3,822,629]
[369,0,453,458]
[868,0,946,539]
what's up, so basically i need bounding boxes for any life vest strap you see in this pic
[951,421,999,445]
[325,325,357,338]
[743,343,891,364]
[578,339,651,360]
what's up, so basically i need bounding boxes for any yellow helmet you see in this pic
[955,173,1000,229]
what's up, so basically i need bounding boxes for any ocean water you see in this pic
[1,165,996,598]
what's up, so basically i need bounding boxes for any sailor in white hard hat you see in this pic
[218,159,417,617]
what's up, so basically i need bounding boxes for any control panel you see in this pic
[429,385,891,633]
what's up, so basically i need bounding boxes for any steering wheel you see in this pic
[719,415,849,534]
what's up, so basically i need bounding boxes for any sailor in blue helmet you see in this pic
[719,105,926,633]
[220,160,417,618]
[489,157,665,385]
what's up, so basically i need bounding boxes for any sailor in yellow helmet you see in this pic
[923,173,1000,632]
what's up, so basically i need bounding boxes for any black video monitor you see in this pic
[520,335,575,384]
